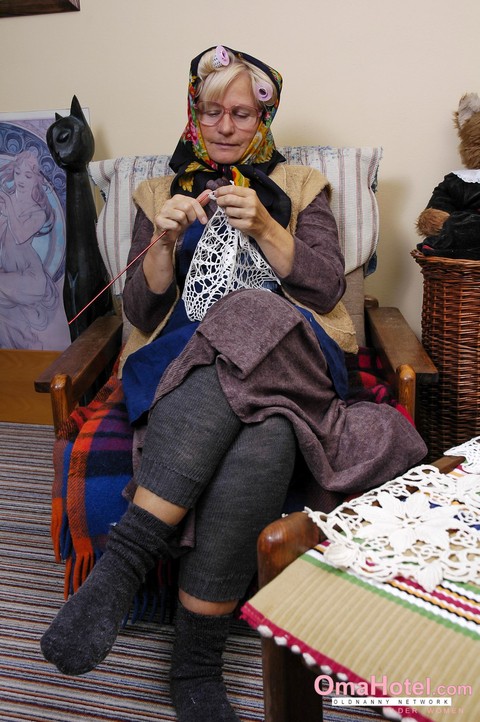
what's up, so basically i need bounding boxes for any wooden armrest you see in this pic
[35,314,122,394]
[365,305,438,385]
[257,511,324,587]
[34,314,123,431]
[432,455,465,474]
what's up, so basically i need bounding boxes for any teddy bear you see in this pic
[416,92,480,259]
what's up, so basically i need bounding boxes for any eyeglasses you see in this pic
[195,101,261,130]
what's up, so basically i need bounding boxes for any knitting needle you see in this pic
[68,189,214,326]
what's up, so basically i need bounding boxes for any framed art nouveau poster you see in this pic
[0,109,72,351]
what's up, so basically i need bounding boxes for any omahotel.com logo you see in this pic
[314,674,472,711]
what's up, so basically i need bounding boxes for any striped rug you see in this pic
[0,421,385,722]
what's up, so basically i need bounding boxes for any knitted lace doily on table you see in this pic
[445,435,480,473]
[182,205,278,321]
[306,463,480,593]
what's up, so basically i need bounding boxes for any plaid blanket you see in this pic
[349,346,412,410]
[52,375,132,594]
[50,347,408,611]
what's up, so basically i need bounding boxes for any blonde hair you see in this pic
[196,47,277,109]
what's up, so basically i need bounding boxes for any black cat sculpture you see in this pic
[47,95,113,341]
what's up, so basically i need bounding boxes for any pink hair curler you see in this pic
[255,81,273,103]
[212,45,230,69]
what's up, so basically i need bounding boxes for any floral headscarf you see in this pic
[169,45,291,228]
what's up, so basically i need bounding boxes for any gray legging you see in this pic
[135,364,296,602]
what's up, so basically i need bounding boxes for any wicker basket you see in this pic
[412,249,480,460]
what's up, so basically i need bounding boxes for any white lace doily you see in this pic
[445,435,480,473]
[307,464,480,592]
[182,205,278,321]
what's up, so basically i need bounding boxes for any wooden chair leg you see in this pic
[258,512,324,721]
[262,637,323,722]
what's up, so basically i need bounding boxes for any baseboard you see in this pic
[0,349,60,425]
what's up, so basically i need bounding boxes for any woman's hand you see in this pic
[213,185,273,240]
[144,192,210,294]
[153,194,209,248]
[213,185,295,278]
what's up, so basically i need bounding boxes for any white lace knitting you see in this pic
[182,204,279,321]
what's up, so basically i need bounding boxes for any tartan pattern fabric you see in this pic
[53,375,133,596]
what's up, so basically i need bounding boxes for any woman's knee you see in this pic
[245,415,296,471]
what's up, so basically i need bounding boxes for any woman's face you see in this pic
[14,161,37,196]
[199,73,261,165]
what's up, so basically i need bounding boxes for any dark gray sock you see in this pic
[170,603,240,722]
[40,503,177,676]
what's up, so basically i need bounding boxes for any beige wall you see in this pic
[1,0,478,336]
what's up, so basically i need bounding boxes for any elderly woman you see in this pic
[41,46,426,721]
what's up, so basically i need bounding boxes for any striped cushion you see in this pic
[89,147,382,295]
[280,147,382,276]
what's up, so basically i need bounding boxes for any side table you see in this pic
[245,451,479,722]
